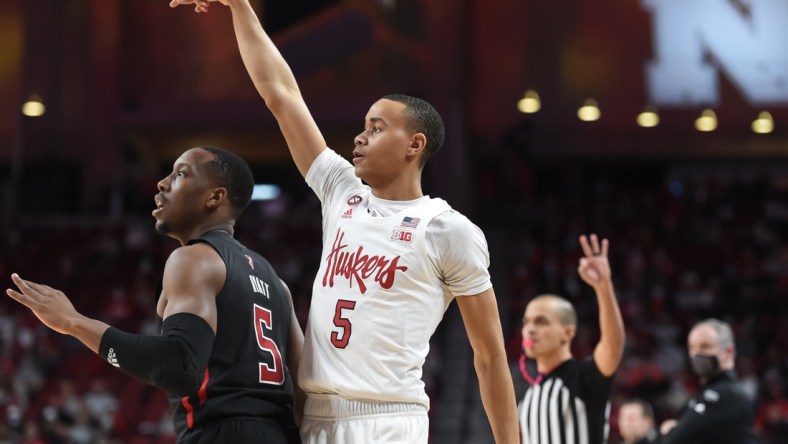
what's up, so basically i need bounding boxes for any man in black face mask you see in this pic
[660,318,756,444]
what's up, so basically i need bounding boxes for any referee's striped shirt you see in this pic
[518,357,614,444]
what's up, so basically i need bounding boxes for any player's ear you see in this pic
[407,133,427,156]
[724,344,736,366]
[206,187,227,209]
[564,325,576,343]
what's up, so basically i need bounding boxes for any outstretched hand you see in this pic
[6,273,79,335]
[578,234,612,290]
[169,0,229,13]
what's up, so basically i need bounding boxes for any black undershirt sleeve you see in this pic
[98,312,215,397]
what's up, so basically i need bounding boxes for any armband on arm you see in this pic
[98,312,215,396]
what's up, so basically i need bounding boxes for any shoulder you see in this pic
[558,357,588,376]
[558,357,615,399]
[306,148,364,195]
[709,379,752,404]
[168,241,222,261]
[309,147,351,172]
[428,208,485,239]
[426,208,490,267]
[576,355,615,379]
[164,243,225,281]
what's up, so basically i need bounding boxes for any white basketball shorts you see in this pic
[300,394,429,444]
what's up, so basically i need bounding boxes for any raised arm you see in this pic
[170,0,327,177]
[456,288,520,444]
[578,234,625,377]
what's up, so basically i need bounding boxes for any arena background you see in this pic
[0,0,786,442]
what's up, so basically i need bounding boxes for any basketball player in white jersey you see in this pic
[169,1,519,443]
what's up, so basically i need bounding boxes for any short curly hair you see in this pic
[382,94,445,167]
[201,146,254,217]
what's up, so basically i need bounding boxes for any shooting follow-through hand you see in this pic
[6,273,80,335]
[169,0,231,14]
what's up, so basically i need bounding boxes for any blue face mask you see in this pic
[689,354,720,379]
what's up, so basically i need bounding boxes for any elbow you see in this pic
[604,328,626,361]
[610,336,625,359]
[154,350,208,397]
[609,338,626,368]
[165,370,205,398]
[261,88,284,112]
[257,83,300,114]
[473,349,508,375]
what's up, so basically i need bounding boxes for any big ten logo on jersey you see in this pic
[249,275,271,298]
[642,0,788,106]
[391,230,412,242]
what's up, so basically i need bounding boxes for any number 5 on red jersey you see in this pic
[253,304,285,385]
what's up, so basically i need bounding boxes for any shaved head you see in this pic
[532,294,577,326]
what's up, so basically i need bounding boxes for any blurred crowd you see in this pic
[1,152,787,443]
[478,144,788,444]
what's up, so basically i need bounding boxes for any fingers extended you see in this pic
[580,234,609,257]
[10,273,31,293]
[6,288,31,307]
[11,274,44,295]
[579,235,593,257]
[590,234,601,255]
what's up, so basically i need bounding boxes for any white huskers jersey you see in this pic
[300,149,492,410]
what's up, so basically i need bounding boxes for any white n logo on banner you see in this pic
[642,0,788,106]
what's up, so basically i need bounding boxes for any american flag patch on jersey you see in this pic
[401,216,421,228]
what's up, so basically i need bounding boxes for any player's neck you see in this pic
[362,165,424,201]
[370,180,424,201]
[175,221,235,246]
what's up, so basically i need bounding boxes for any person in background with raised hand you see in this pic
[168,0,519,443]
[518,234,625,444]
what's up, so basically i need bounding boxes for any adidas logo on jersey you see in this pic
[107,348,119,368]
[341,208,353,219]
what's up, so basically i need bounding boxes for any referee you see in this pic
[660,319,756,444]
[518,235,625,444]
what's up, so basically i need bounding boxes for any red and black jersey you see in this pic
[168,230,297,441]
